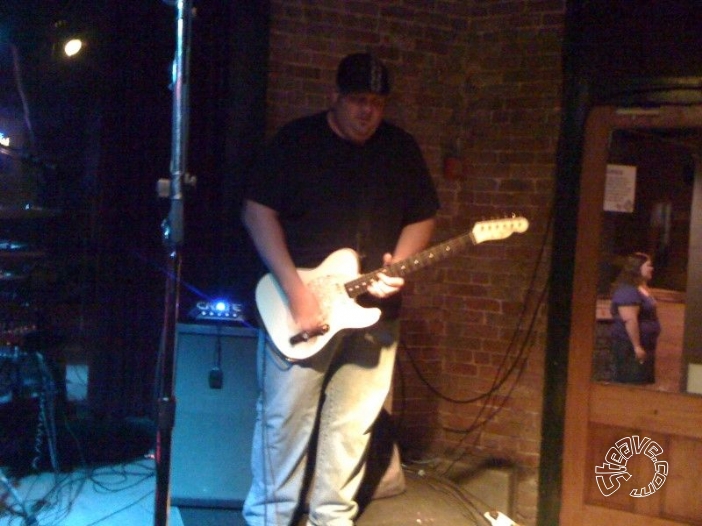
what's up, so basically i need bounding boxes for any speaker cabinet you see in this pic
[170,323,262,508]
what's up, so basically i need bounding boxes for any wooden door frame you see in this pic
[559,104,702,525]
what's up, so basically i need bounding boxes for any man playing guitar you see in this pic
[241,52,439,526]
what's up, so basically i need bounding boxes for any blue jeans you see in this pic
[243,319,399,526]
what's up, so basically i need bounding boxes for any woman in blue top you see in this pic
[610,252,662,384]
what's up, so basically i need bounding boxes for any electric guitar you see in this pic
[255,216,529,361]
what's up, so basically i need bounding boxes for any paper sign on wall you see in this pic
[604,164,637,212]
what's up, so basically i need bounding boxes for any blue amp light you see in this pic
[189,299,244,322]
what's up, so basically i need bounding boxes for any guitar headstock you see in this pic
[471,216,529,244]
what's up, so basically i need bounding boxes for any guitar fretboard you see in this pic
[342,216,528,299]
[343,231,476,299]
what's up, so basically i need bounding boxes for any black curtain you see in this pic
[87,0,269,419]
[86,1,176,419]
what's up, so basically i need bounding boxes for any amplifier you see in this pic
[170,323,262,508]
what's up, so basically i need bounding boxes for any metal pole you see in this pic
[154,0,192,524]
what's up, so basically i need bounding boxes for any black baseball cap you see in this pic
[336,53,390,96]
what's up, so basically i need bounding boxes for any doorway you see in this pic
[560,104,702,525]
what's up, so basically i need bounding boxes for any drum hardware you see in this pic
[0,347,46,405]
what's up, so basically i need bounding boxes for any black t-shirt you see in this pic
[245,111,439,317]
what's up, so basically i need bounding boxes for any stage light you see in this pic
[63,38,83,57]
[0,132,9,147]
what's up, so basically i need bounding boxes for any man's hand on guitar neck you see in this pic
[366,253,405,299]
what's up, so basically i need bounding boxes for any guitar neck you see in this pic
[344,231,476,299]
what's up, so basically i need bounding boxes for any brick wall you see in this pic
[266,2,565,523]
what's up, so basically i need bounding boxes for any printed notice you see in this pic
[604,164,637,212]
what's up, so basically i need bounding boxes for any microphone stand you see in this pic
[154,1,193,525]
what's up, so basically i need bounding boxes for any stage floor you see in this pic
[1,458,500,525]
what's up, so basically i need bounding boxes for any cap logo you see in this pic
[369,57,384,94]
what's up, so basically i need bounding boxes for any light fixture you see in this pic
[52,18,86,59]
[63,38,83,58]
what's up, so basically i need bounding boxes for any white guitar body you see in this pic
[255,216,529,361]
[255,248,381,361]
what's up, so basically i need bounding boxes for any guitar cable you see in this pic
[398,207,554,477]
[208,326,223,389]
[1,468,39,526]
